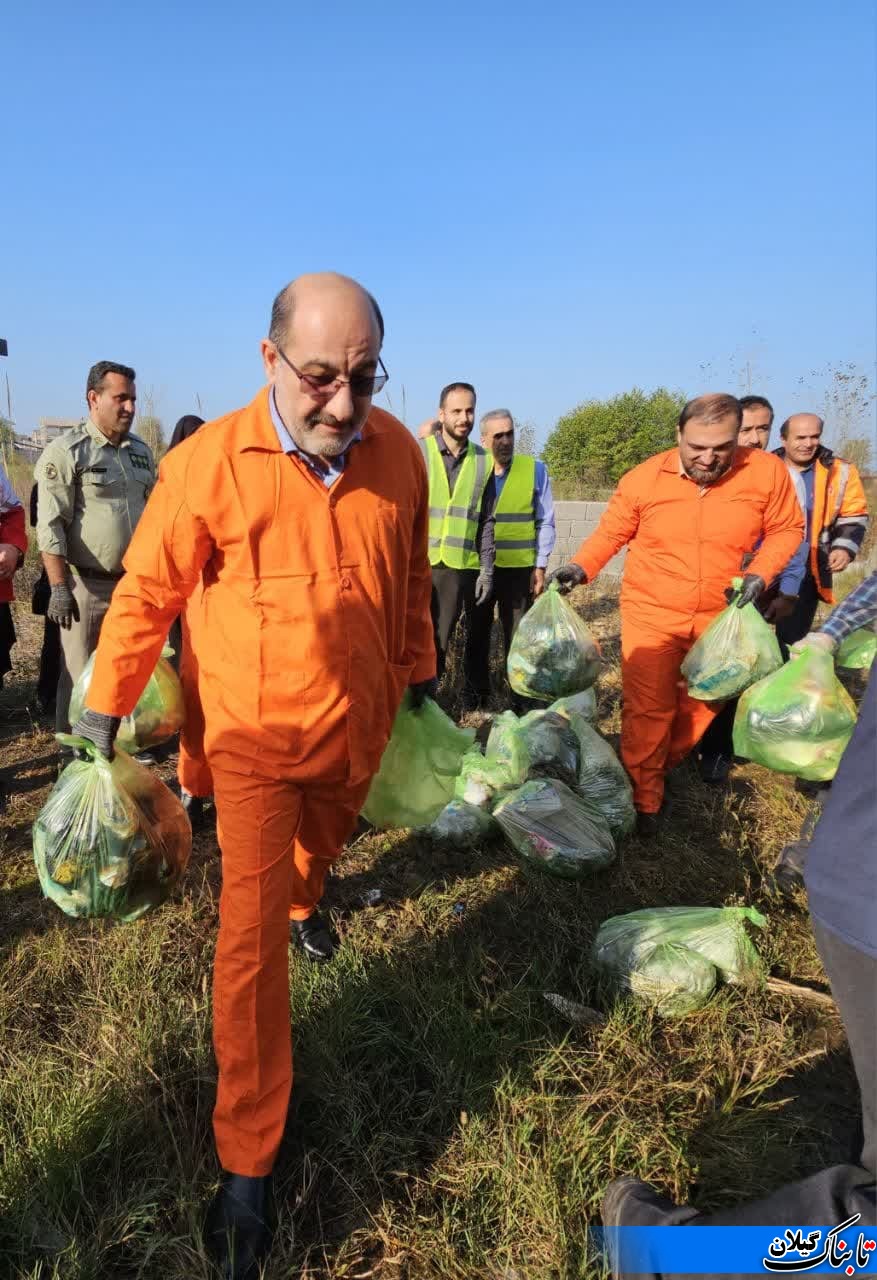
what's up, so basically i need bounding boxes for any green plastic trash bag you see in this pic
[507,585,601,702]
[69,645,184,754]
[551,688,598,722]
[681,579,783,701]
[493,778,615,878]
[362,694,475,829]
[486,709,581,788]
[569,716,636,839]
[593,905,766,1015]
[628,942,718,1017]
[427,799,496,845]
[835,627,876,671]
[733,648,857,781]
[454,748,513,810]
[33,735,192,922]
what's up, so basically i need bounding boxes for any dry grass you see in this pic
[0,583,859,1280]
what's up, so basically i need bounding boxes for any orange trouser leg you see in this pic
[211,770,304,1177]
[177,606,213,798]
[622,614,724,811]
[288,778,371,922]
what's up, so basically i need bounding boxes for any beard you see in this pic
[685,456,733,485]
[289,410,362,459]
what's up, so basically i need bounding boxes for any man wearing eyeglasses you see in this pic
[70,272,435,1279]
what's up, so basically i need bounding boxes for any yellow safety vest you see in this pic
[494,455,537,568]
[421,434,490,570]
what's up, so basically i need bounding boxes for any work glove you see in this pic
[474,571,493,606]
[792,631,836,656]
[70,708,121,760]
[545,563,587,595]
[408,677,438,711]
[47,582,79,629]
[762,593,797,623]
[725,574,765,609]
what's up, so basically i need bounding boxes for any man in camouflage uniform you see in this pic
[35,360,156,730]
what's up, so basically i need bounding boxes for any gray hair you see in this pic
[480,408,515,433]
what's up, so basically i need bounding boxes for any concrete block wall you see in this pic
[547,501,626,580]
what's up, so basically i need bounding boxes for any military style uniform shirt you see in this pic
[35,418,156,576]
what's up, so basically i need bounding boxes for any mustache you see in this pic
[306,411,352,429]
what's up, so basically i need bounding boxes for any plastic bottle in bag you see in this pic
[733,648,857,781]
[506,585,601,701]
[485,709,581,789]
[681,579,783,701]
[362,694,476,829]
[69,645,185,754]
[32,736,192,921]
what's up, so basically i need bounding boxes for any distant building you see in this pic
[30,417,80,448]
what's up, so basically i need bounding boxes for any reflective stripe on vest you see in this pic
[494,455,537,568]
[421,435,490,569]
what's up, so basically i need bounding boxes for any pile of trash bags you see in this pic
[444,697,629,875]
[733,647,858,781]
[593,905,766,1016]
[362,693,475,829]
[681,580,783,701]
[69,646,185,755]
[507,586,601,701]
[33,735,192,922]
[835,627,876,671]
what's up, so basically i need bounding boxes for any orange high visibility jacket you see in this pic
[572,447,803,624]
[86,389,436,785]
[773,446,869,604]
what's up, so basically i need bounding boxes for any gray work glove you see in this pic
[726,574,766,608]
[408,678,438,710]
[71,708,121,760]
[545,563,587,594]
[474,571,494,606]
[48,582,79,629]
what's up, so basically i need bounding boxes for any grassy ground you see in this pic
[0,583,861,1280]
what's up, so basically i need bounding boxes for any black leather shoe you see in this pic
[635,811,661,840]
[772,841,808,898]
[290,910,336,962]
[204,1172,275,1280]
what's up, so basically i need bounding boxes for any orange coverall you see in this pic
[86,388,435,1176]
[176,584,213,799]
[572,447,803,813]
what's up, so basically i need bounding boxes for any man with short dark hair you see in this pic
[421,381,495,706]
[549,394,803,834]
[737,394,774,448]
[466,409,556,707]
[34,361,156,730]
[71,273,435,1278]
[772,413,869,645]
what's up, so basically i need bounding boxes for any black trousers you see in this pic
[775,569,822,650]
[466,567,533,699]
[37,618,62,708]
[431,566,478,685]
[698,696,737,759]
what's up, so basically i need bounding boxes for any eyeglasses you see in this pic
[275,346,389,399]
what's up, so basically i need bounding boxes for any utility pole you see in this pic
[0,339,9,471]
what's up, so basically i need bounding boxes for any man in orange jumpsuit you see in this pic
[71,273,436,1278]
[548,394,802,836]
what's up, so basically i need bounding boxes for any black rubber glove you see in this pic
[545,563,587,595]
[71,708,121,760]
[726,574,765,609]
[47,582,79,629]
[408,678,438,710]
[762,592,797,623]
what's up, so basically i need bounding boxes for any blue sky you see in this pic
[3,0,875,449]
